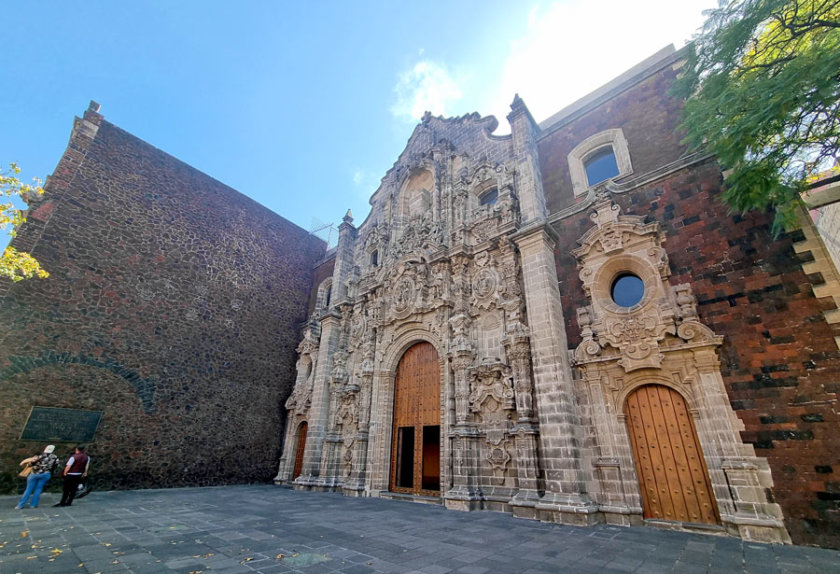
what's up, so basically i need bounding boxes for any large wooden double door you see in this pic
[390,342,441,495]
[625,384,719,524]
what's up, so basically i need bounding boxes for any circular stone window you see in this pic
[611,273,644,307]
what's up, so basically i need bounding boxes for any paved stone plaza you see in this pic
[1,485,837,573]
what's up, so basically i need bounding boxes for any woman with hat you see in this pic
[15,445,60,509]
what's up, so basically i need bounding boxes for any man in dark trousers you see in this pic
[54,446,90,507]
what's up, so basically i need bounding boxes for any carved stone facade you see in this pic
[274,78,796,541]
[571,197,789,542]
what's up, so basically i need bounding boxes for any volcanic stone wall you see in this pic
[0,105,325,493]
[540,67,840,546]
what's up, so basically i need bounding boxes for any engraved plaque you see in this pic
[20,407,102,443]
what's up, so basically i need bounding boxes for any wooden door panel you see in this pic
[625,385,719,525]
[390,342,440,495]
[292,421,308,480]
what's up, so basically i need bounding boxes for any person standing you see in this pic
[54,446,90,507]
[15,445,60,510]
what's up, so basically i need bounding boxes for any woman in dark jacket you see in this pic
[16,445,60,509]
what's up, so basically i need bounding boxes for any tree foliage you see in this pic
[674,0,840,233]
[1,163,49,282]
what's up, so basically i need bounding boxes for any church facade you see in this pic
[2,46,839,548]
[275,46,840,547]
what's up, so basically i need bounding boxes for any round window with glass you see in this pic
[611,273,644,307]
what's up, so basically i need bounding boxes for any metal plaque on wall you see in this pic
[19,407,102,443]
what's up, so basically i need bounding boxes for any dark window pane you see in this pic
[584,147,620,186]
[479,188,498,206]
[612,273,644,307]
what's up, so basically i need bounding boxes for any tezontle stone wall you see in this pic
[0,104,325,493]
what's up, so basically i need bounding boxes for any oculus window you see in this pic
[611,273,644,307]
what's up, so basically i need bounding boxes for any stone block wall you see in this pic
[549,159,840,547]
[0,105,325,493]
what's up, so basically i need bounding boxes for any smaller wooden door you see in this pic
[625,385,719,524]
[292,421,308,480]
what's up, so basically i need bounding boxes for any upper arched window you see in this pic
[568,128,633,197]
[584,147,620,187]
[479,187,498,206]
[316,278,333,311]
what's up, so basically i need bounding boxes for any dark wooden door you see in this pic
[292,421,308,480]
[390,342,440,495]
[625,385,719,524]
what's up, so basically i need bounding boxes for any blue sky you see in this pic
[3,1,715,247]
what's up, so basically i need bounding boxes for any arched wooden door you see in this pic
[390,342,441,495]
[625,385,719,524]
[292,421,308,480]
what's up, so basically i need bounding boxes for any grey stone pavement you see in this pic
[1,485,838,574]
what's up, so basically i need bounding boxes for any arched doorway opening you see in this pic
[292,421,308,480]
[390,342,440,495]
[625,384,719,524]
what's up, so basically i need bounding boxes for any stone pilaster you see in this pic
[513,225,598,524]
[296,211,356,488]
[507,95,546,226]
[294,313,341,487]
[510,424,541,517]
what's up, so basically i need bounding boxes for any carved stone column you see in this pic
[504,332,535,422]
[344,344,375,495]
[504,332,541,514]
[445,348,483,510]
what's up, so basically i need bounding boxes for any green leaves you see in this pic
[674,0,840,234]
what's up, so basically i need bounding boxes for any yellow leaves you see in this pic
[1,163,47,283]
[51,548,62,556]
[21,530,28,538]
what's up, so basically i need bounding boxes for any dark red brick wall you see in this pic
[538,61,687,213]
[0,110,325,493]
[550,158,840,547]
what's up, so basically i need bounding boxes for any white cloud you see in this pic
[479,0,716,129]
[390,60,464,122]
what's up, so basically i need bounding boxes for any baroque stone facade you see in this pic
[277,47,840,547]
